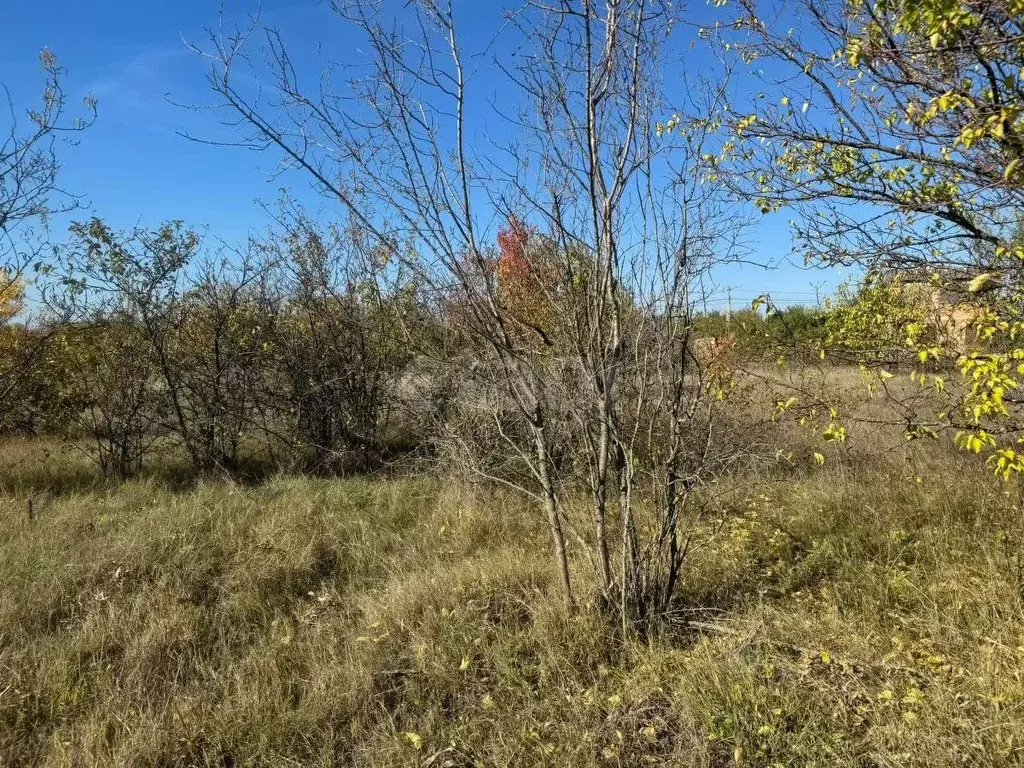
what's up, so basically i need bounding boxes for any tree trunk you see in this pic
[535,427,575,610]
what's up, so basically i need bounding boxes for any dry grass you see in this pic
[2,433,1024,766]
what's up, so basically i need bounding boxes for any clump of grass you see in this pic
[2,439,1024,766]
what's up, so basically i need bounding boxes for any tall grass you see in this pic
[2,437,1023,766]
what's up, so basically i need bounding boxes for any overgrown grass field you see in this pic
[2,437,1024,766]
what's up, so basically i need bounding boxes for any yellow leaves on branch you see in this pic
[823,422,847,442]
[967,272,996,294]
[735,114,757,136]
[655,113,680,138]
[954,109,1022,150]
[0,271,26,323]
[958,431,1024,480]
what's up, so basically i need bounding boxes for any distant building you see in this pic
[895,271,988,356]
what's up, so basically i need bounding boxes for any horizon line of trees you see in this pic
[0,210,843,480]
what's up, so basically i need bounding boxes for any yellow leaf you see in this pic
[814,452,825,465]
[459,656,471,671]
[1005,158,1021,181]
[968,272,996,294]
[401,732,423,751]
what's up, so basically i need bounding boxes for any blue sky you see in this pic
[3,0,335,245]
[4,0,848,308]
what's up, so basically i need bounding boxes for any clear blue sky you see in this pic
[3,0,848,308]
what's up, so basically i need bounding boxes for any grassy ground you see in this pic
[2,437,1024,766]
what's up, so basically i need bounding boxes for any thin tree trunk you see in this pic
[617,443,640,624]
[535,426,575,610]
[593,418,613,594]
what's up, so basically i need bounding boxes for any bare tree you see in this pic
[494,0,755,624]
[191,0,752,623]
[190,0,580,605]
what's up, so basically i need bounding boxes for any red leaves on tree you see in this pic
[497,215,532,287]
[496,215,547,329]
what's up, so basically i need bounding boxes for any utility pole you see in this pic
[726,286,733,323]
